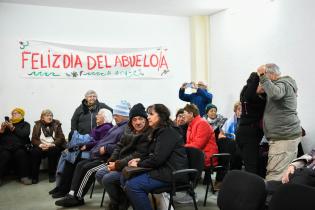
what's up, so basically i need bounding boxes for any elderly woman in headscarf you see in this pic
[30,109,66,184]
[0,108,32,185]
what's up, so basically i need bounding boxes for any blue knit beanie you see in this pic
[113,100,130,117]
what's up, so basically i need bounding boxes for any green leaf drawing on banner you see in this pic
[27,71,60,77]
[19,41,29,50]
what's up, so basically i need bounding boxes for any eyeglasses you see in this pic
[177,114,185,118]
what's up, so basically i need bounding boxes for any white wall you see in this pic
[0,3,191,135]
[209,0,315,152]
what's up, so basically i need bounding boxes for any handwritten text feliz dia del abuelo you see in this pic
[21,50,169,71]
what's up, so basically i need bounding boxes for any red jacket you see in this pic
[185,115,218,167]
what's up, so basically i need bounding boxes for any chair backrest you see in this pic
[185,147,205,185]
[217,170,266,210]
[268,183,315,210]
[211,153,231,172]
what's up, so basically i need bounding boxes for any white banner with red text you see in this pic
[19,40,170,79]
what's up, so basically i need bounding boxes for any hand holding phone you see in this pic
[5,116,9,122]
[186,82,193,88]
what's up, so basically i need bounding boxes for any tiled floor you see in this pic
[0,174,219,210]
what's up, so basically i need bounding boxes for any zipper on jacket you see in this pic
[244,102,248,115]
[90,111,93,131]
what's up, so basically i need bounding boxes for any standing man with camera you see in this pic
[179,81,213,116]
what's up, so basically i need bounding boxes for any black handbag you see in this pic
[122,166,152,180]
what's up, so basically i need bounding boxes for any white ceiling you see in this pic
[0,0,241,16]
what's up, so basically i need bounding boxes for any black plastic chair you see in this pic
[217,170,266,210]
[203,153,231,206]
[268,183,315,210]
[89,179,106,207]
[150,147,205,210]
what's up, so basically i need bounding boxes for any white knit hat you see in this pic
[113,100,130,117]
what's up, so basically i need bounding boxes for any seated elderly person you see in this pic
[213,102,242,190]
[30,109,66,184]
[176,104,218,203]
[203,103,227,140]
[282,148,315,186]
[125,104,188,210]
[50,108,113,198]
[55,101,129,207]
[0,108,32,185]
[95,103,150,210]
[266,147,315,200]
[174,108,185,126]
[218,102,242,140]
[174,108,188,143]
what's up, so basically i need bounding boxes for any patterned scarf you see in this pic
[41,121,54,137]
[204,114,227,131]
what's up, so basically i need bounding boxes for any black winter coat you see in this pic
[138,126,189,183]
[239,72,266,126]
[0,119,31,151]
[108,128,150,171]
[71,99,112,135]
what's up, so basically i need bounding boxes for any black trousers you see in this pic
[0,148,30,179]
[236,124,264,176]
[58,158,82,193]
[30,146,62,179]
[70,159,104,198]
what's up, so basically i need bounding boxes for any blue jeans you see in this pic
[125,173,169,210]
[95,167,110,184]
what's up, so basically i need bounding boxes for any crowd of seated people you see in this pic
[95,103,150,210]
[0,68,310,210]
[49,108,113,198]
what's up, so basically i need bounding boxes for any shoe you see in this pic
[52,191,67,199]
[174,193,198,204]
[0,179,3,186]
[213,181,222,191]
[32,179,39,184]
[55,194,84,207]
[49,187,59,195]
[20,177,32,185]
[49,175,56,183]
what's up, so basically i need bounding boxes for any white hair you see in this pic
[98,108,113,123]
[265,63,281,76]
[85,90,98,98]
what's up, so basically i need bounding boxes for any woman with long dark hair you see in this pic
[125,104,188,210]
